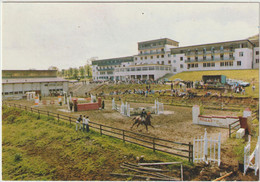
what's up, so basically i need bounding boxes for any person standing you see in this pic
[82,115,87,131]
[76,115,82,131]
[85,116,90,132]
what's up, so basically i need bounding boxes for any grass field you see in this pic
[169,69,259,98]
[2,106,190,181]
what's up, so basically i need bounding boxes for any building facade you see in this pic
[2,70,69,99]
[92,35,259,81]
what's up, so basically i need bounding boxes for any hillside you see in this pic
[170,69,259,98]
[2,106,189,181]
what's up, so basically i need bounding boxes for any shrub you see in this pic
[6,115,17,124]
[14,153,22,162]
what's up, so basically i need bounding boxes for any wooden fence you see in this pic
[228,119,240,138]
[3,102,193,162]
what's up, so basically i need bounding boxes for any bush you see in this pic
[14,153,22,162]
[6,115,17,124]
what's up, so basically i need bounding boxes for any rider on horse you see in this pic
[140,109,147,123]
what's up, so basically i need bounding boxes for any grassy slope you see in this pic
[170,69,259,98]
[2,106,189,181]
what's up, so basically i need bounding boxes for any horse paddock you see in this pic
[5,98,236,145]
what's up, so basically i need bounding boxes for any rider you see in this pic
[140,109,147,122]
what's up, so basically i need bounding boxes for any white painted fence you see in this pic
[120,101,130,117]
[193,129,221,166]
[91,94,96,103]
[244,136,259,175]
[154,99,164,115]
[112,98,117,110]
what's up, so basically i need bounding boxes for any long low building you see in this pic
[2,70,69,99]
[92,35,259,81]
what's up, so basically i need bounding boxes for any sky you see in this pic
[2,2,259,70]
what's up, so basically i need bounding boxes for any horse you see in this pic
[130,113,154,131]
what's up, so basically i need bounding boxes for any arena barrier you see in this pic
[193,129,221,166]
[244,135,259,176]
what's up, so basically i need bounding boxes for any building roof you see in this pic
[92,56,134,66]
[171,39,249,51]
[138,38,179,44]
[2,77,68,84]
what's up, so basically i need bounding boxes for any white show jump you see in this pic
[193,129,221,166]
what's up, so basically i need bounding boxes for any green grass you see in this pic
[2,106,191,180]
[169,69,259,98]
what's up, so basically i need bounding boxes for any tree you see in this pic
[48,66,59,71]
[73,67,79,79]
[79,66,85,78]
[85,57,97,77]
[68,67,73,78]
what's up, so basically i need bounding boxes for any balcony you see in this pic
[138,50,165,56]
[97,68,115,71]
[185,57,235,63]
[185,49,234,56]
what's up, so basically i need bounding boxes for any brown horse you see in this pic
[130,113,154,131]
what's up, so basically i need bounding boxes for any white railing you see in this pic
[244,136,259,175]
[154,99,164,115]
[193,129,221,166]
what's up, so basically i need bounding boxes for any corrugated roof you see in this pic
[2,77,68,84]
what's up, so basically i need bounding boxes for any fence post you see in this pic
[57,114,59,121]
[31,108,33,113]
[47,111,49,117]
[229,124,231,138]
[218,133,221,166]
[69,117,71,125]
[25,106,27,111]
[19,104,21,109]
[100,125,102,135]
[123,130,125,143]
[38,109,40,118]
[153,138,155,152]
[204,129,208,164]
[189,142,193,163]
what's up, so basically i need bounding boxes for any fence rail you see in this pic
[228,120,240,138]
[3,102,193,162]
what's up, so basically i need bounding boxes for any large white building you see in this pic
[92,35,259,81]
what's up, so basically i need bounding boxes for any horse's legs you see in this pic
[145,124,148,131]
[131,120,138,129]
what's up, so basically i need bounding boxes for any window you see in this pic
[180,57,183,61]
[187,57,190,61]
[191,64,194,68]
[187,64,190,69]
[151,56,153,59]
[173,60,176,63]
[220,62,224,67]
[195,57,198,61]
[239,52,243,57]
[203,56,206,61]
[161,55,164,58]
[157,61,160,64]
[157,55,159,58]
[140,51,143,54]
[237,61,241,66]
[207,63,210,67]
[256,51,259,55]
[168,54,171,57]
[145,56,147,59]
[220,54,224,60]
[180,64,183,68]
[211,63,215,67]
[195,63,198,67]
[168,60,171,64]
[203,48,206,54]
[173,68,177,72]
[203,63,206,67]
[161,61,164,65]
[161,48,164,52]
[211,55,214,60]
[135,57,137,60]
[229,53,233,59]
[141,57,143,60]
[256,59,259,63]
